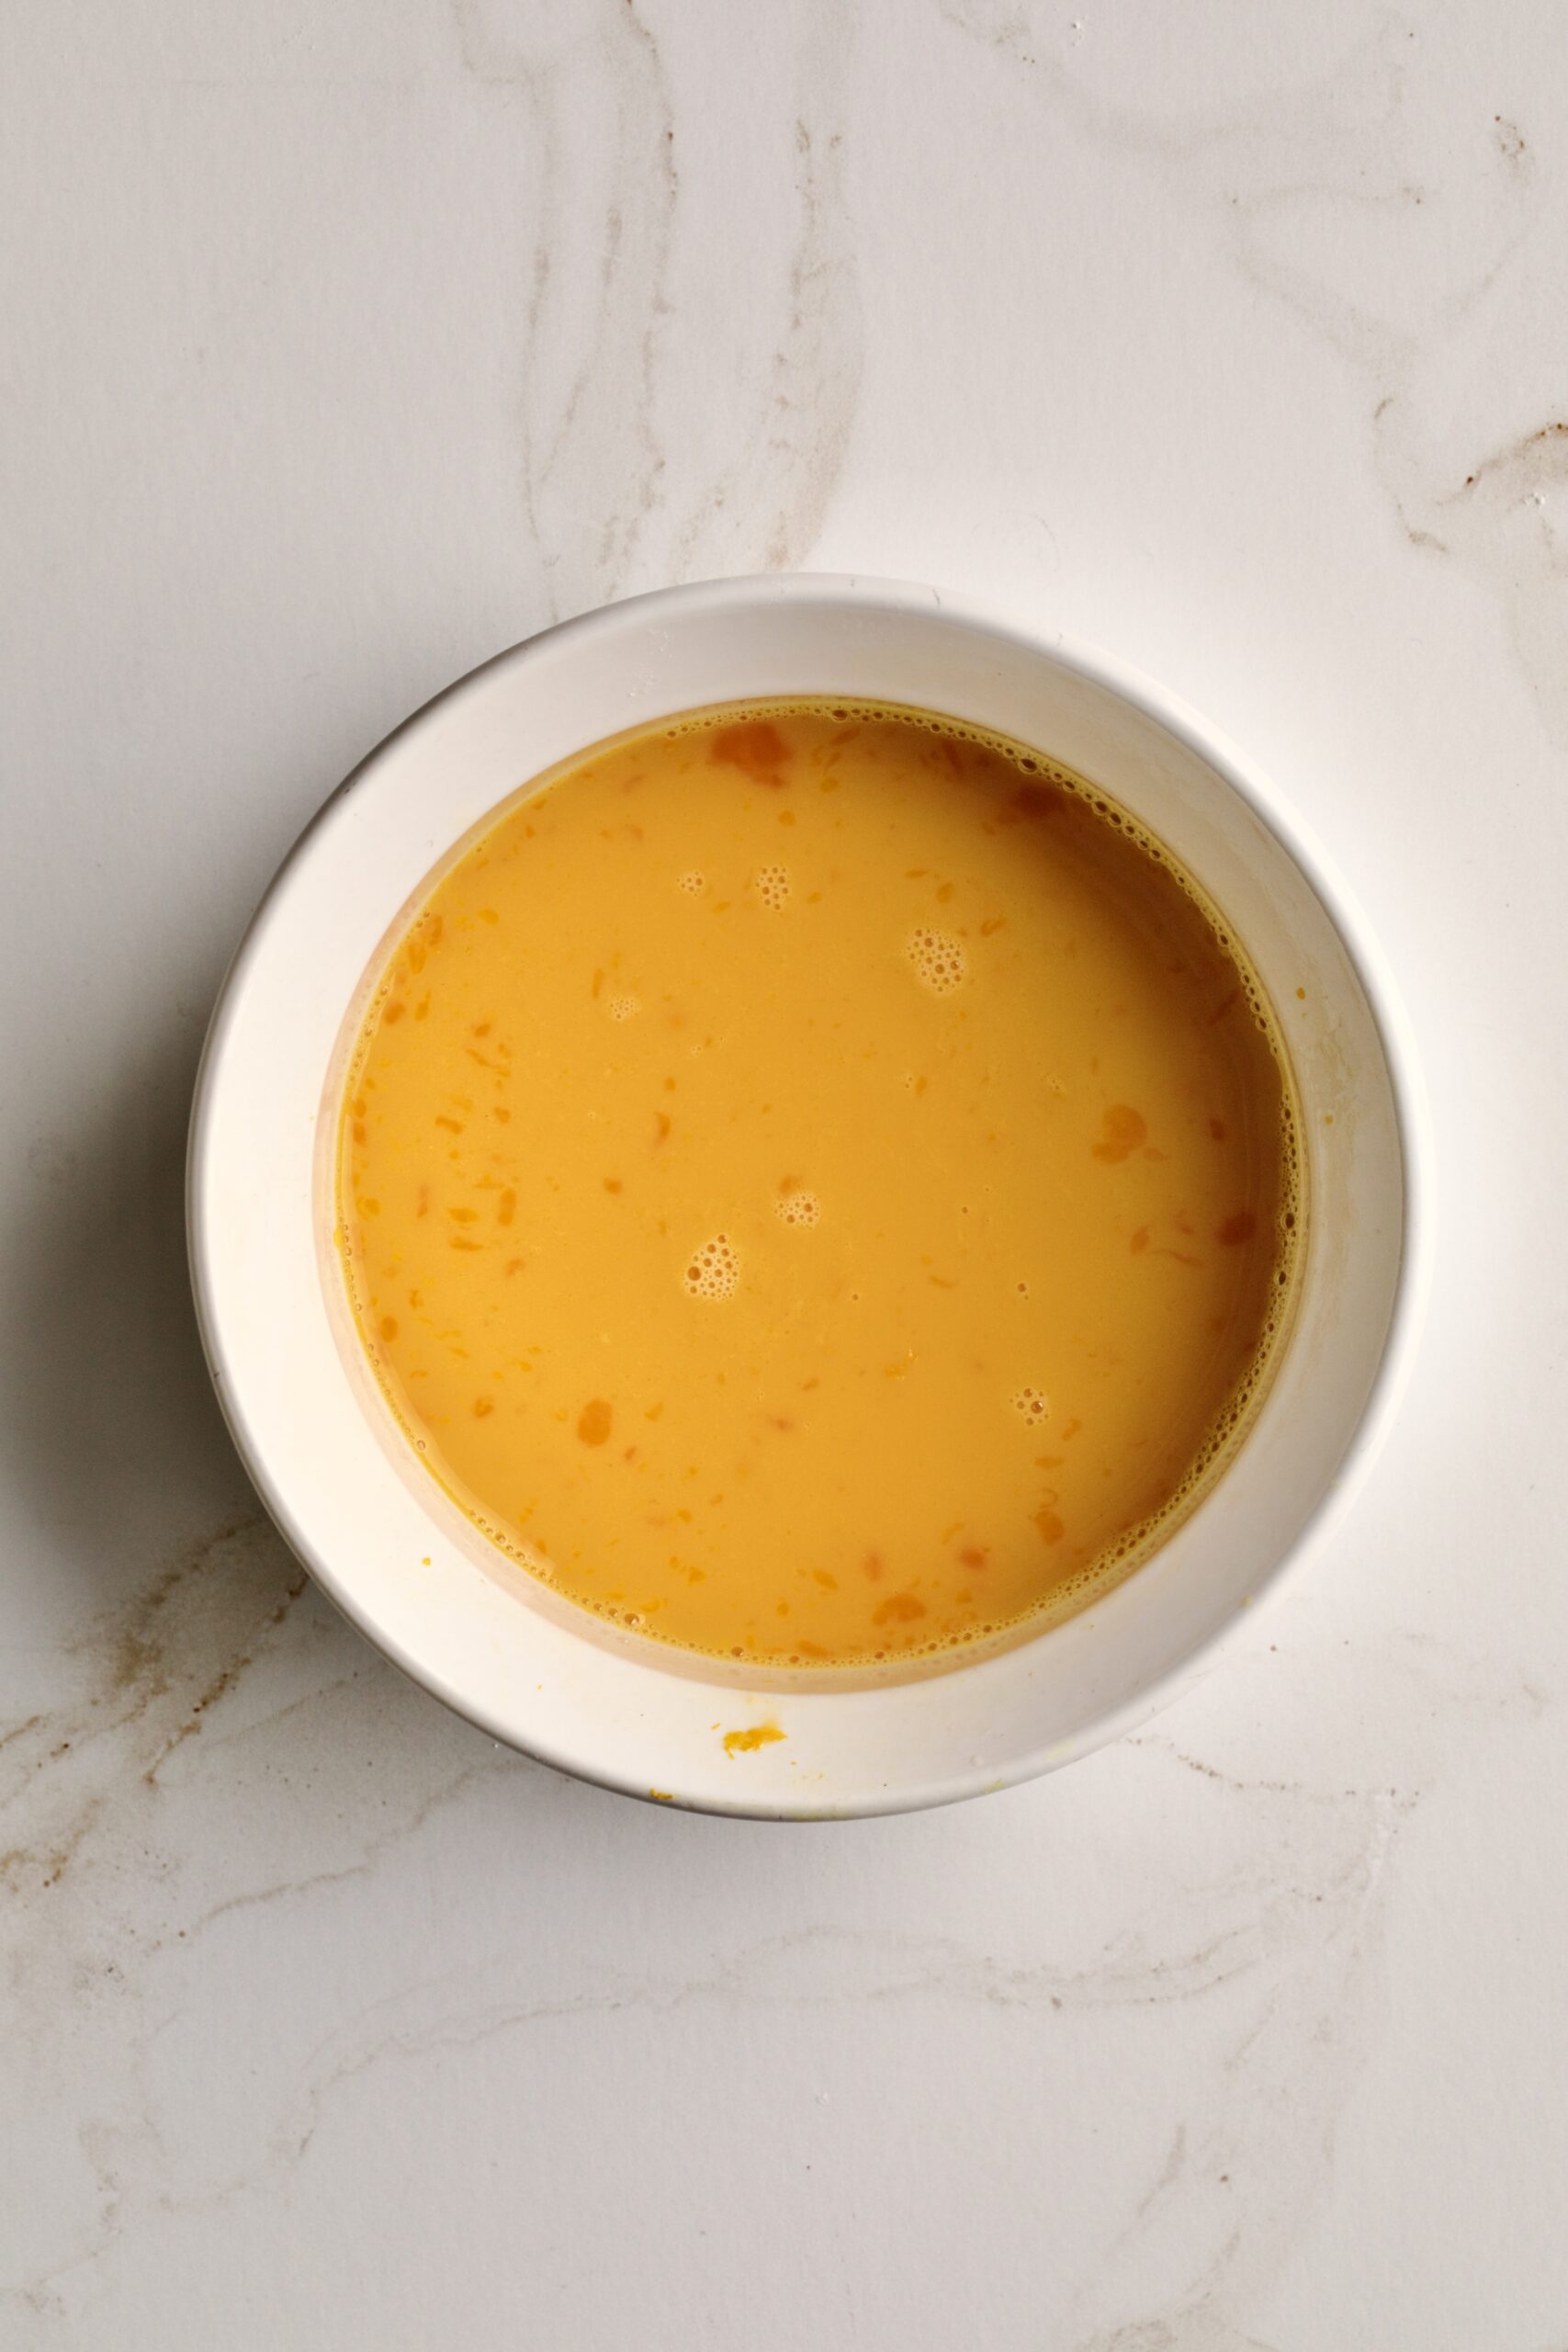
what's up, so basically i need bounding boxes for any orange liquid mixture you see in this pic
[338,702,1301,1667]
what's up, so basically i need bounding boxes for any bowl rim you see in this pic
[187,571,1433,1817]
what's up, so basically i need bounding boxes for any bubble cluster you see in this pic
[684,1233,740,1299]
[1011,1385,1051,1424]
[775,1186,820,1227]
[908,926,967,995]
[678,871,705,894]
[754,864,791,910]
[608,994,641,1022]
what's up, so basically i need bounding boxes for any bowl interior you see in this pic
[189,578,1417,1815]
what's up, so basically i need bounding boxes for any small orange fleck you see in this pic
[498,1188,516,1226]
[479,908,500,925]
[1216,1210,1258,1247]
[874,1591,927,1625]
[1130,1226,1150,1255]
[1005,780,1066,826]
[1092,1104,1147,1163]
[1209,1117,1227,1141]
[474,1396,494,1419]
[434,1115,463,1133]
[710,719,789,786]
[382,1001,406,1025]
[654,1113,671,1145]
[1034,1507,1065,1545]
[723,1721,786,1754]
[1296,986,1307,1001]
[577,1397,614,1446]
[494,1107,512,1124]
[604,1177,623,1193]
[959,1545,988,1569]
[863,1551,884,1582]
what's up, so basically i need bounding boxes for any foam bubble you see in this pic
[683,1233,740,1299]
[608,994,641,1022]
[775,1186,819,1227]
[908,925,967,995]
[754,864,791,911]
[1011,1385,1051,1424]
[678,871,705,894]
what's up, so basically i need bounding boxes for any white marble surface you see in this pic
[3,2,1566,2342]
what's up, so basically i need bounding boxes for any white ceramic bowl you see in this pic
[188,575,1428,1817]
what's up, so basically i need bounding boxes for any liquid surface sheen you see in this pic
[339,702,1300,1668]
